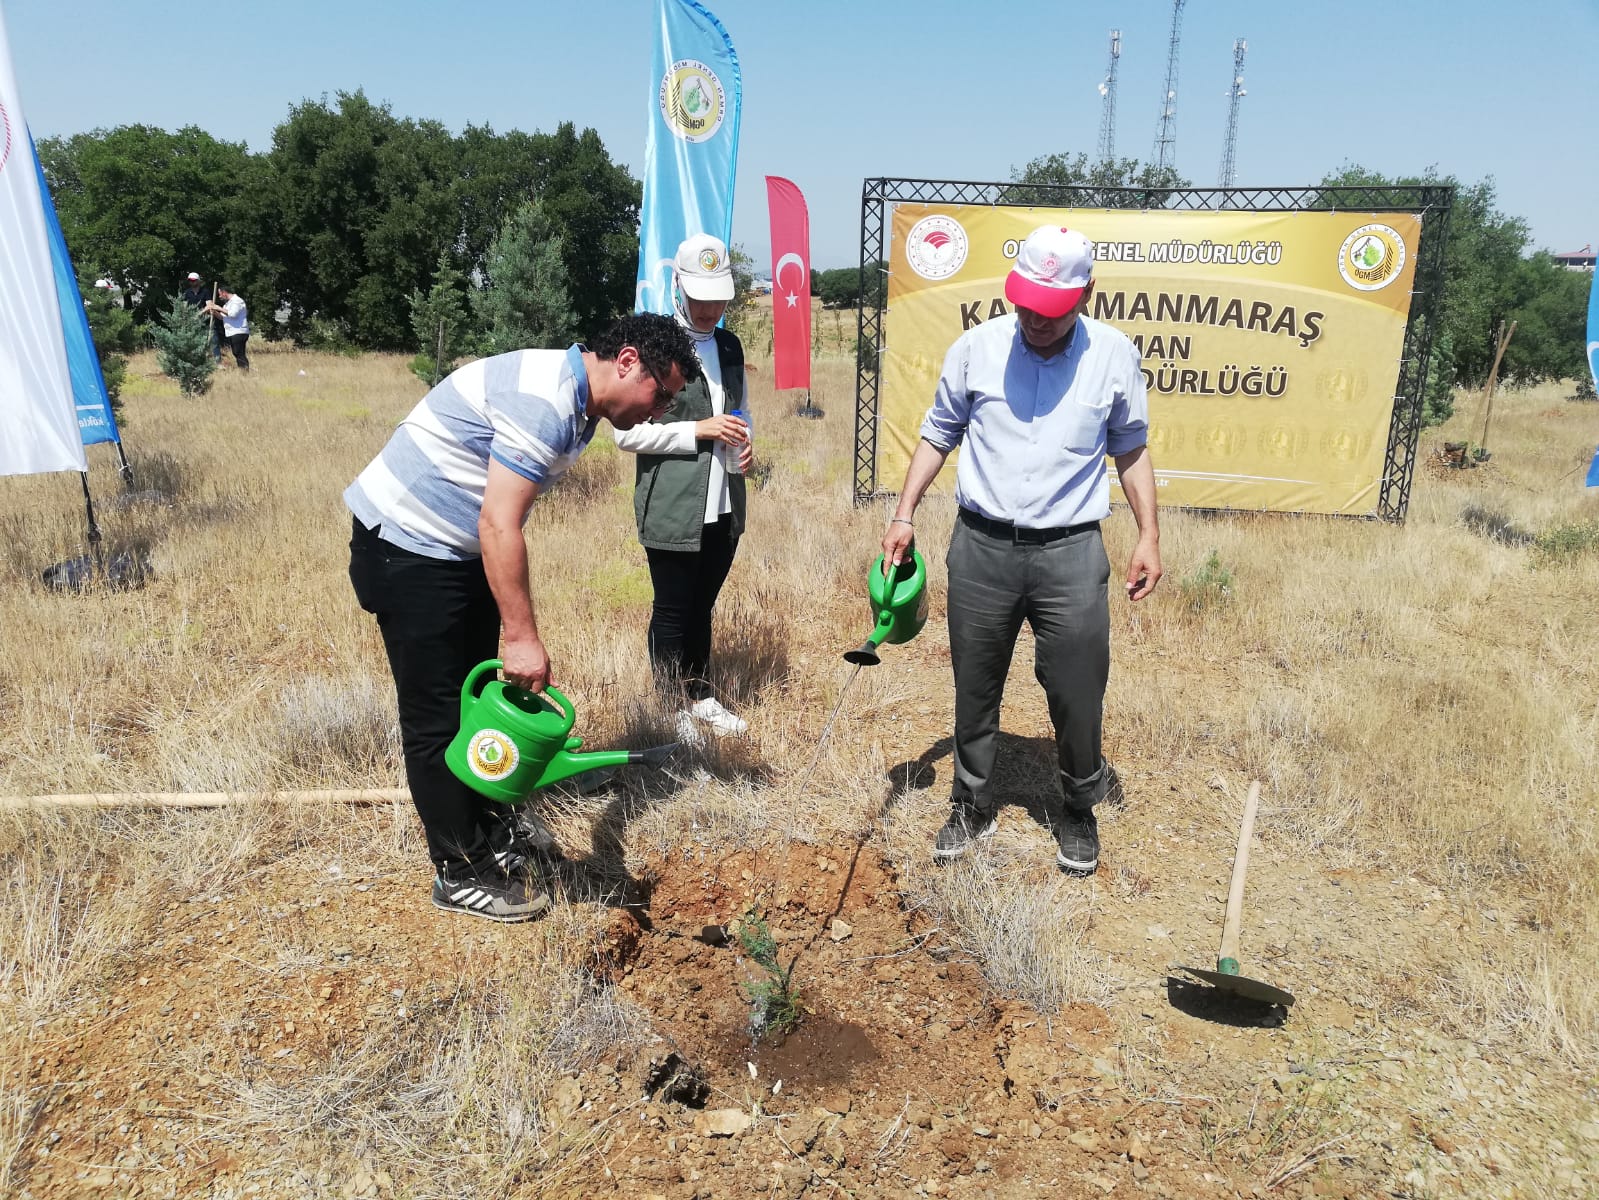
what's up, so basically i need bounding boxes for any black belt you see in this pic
[958,507,1099,544]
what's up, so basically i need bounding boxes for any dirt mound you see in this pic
[576,841,1247,1199]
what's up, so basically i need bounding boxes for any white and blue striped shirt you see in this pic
[345,345,595,560]
[920,314,1148,528]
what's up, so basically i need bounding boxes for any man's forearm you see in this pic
[1114,444,1160,541]
[479,521,538,641]
[894,439,952,521]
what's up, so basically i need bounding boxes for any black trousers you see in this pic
[348,518,516,875]
[226,333,250,369]
[644,515,738,702]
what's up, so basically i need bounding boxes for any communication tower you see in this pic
[1097,29,1121,164]
[1152,0,1187,173]
[1218,38,1248,187]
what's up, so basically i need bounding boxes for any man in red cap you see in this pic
[878,224,1161,876]
[180,272,208,311]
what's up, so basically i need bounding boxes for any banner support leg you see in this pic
[79,471,104,573]
[795,388,824,420]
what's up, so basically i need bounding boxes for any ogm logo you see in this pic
[904,214,969,281]
[660,60,726,143]
[1258,424,1309,461]
[1319,427,1372,463]
[0,100,11,177]
[1196,422,1248,459]
[1145,422,1184,456]
[467,729,520,781]
[1316,366,1369,408]
[1338,223,1406,292]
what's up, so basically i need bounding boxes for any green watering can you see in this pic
[445,660,676,804]
[843,548,929,666]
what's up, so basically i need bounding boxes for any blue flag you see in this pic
[635,0,742,315]
[1588,265,1598,486]
[33,132,119,447]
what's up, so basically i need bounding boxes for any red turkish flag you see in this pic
[765,176,811,391]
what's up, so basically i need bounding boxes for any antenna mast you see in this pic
[1097,29,1121,164]
[1218,38,1248,187]
[1152,0,1187,173]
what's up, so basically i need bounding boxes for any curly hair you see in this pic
[590,313,703,388]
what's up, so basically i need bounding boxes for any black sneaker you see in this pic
[491,811,563,877]
[431,867,550,923]
[1054,806,1099,876]
[932,804,997,860]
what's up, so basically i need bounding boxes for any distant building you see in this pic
[750,277,773,295]
[1554,244,1595,271]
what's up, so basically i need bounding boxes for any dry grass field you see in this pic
[1,336,1597,1199]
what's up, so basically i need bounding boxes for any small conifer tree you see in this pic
[407,249,475,384]
[473,200,578,354]
[151,295,216,396]
[79,273,139,425]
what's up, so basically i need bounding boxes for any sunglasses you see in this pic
[639,358,676,408]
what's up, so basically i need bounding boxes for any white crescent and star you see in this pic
[776,253,806,309]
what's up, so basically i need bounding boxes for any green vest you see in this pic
[633,327,747,551]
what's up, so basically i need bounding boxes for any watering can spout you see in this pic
[533,740,683,790]
[842,637,883,667]
[842,612,892,666]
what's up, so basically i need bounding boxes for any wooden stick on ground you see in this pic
[0,788,411,811]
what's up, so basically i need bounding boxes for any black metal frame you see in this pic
[854,179,1454,521]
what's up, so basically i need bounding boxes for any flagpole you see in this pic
[78,471,103,572]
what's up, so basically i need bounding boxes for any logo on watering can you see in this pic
[467,729,520,781]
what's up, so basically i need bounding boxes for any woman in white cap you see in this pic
[613,234,752,739]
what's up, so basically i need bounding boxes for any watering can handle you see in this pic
[541,685,577,732]
[461,659,504,723]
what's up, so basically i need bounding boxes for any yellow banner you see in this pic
[880,206,1423,516]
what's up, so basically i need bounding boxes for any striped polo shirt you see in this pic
[344,345,596,560]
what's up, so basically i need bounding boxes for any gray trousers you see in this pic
[946,518,1112,816]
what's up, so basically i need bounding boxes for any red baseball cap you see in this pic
[1004,226,1094,318]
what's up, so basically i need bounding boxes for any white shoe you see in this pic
[688,696,749,737]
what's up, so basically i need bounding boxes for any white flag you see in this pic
[0,1,85,477]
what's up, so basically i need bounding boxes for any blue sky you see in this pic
[6,0,1594,270]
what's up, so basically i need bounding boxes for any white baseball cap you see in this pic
[673,233,735,302]
[1004,226,1094,318]
[186,271,200,281]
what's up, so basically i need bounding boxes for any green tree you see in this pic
[407,249,476,383]
[151,296,216,396]
[261,91,459,348]
[1005,151,1188,206]
[1421,330,1457,426]
[38,125,249,325]
[473,200,577,353]
[78,273,139,424]
[722,244,759,337]
[453,121,641,339]
[815,267,859,309]
[815,262,888,309]
[1495,253,1588,387]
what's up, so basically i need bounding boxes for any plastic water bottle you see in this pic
[727,408,751,475]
